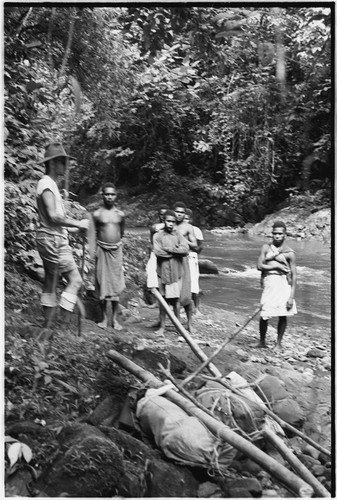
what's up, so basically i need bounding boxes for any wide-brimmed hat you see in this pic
[37,142,76,164]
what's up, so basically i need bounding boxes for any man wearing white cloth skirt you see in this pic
[257,220,297,349]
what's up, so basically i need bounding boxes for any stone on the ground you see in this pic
[239,458,263,474]
[318,452,330,465]
[33,424,125,497]
[5,468,32,497]
[197,481,223,498]
[225,478,262,497]
[299,454,321,470]
[99,425,199,497]
[311,464,326,477]
[236,348,250,361]
[306,347,325,358]
[302,443,321,460]
[86,395,124,427]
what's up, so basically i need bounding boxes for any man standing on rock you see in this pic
[91,183,125,331]
[36,143,89,328]
[257,220,297,348]
[153,210,190,336]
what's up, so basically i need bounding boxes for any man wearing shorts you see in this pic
[36,142,89,327]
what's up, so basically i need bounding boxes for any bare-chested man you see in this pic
[257,220,297,349]
[92,183,125,331]
[173,202,198,330]
[185,208,204,315]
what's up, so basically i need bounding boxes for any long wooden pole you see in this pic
[263,428,330,497]
[152,288,331,458]
[107,349,314,498]
[179,306,261,387]
[151,288,222,377]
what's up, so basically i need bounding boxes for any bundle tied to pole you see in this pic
[107,349,317,498]
[151,287,331,459]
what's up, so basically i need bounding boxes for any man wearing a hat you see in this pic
[36,142,89,328]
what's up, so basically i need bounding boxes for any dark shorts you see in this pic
[36,232,77,274]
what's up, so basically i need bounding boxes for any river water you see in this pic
[128,228,331,332]
[200,231,331,331]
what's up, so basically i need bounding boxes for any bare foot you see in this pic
[273,343,283,352]
[113,321,123,331]
[194,309,203,317]
[253,342,268,348]
[97,321,108,329]
[186,324,193,334]
[155,327,165,337]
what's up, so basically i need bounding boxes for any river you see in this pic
[128,228,331,332]
[200,231,331,331]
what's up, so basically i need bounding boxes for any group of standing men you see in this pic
[147,202,204,336]
[35,142,204,335]
[35,142,297,348]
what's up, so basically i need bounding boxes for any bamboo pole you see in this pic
[107,349,314,498]
[151,288,222,377]
[179,306,261,387]
[263,428,330,497]
[152,288,331,458]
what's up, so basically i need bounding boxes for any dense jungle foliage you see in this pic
[5,6,331,257]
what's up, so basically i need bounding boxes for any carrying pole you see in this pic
[151,287,331,458]
[107,349,315,498]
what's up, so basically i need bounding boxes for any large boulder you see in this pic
[100,426,199,497]
[33,422,200,498]
[198,259,219,275]
[33,424,125,497]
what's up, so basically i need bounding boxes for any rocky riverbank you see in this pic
[246,206,331,244]
[5,264,332,497]
[5,189,332,497]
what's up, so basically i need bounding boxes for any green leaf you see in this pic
[7,442,22,467]
[55,379,78,394]
[21,444,32,463]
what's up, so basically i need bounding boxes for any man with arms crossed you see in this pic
[153,210,190,336]
[257,220,297,349]
[92,183,125,331]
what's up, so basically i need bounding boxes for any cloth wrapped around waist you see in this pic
[95,239,125,300]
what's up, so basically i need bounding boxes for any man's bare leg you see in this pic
[112,300,123,331]
[98,300,109,329]
[174,299,182,323]
[155,304,166,337]
[258,318,268,347]
[276,316,287,348]
[192,293,202,316]
[185,303,193,332]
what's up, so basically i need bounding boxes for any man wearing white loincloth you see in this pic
[257,220,297,349]
[185,208,204,315]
